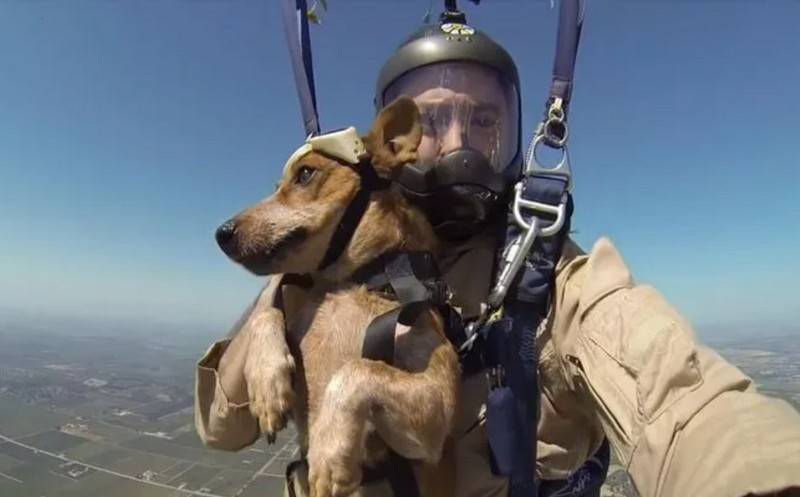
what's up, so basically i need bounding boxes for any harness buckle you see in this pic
[487,186,567,310]
[525,133,573,192]
[424,279,452,307]
[487,365,506,389]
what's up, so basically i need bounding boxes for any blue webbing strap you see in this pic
[550,0,585,113]
[280,0,320,137]
[481,2,589,495]
[484,176,573,497]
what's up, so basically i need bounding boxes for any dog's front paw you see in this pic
[307,400,366,497]
[244,328,295,442]
[307,438,362,497]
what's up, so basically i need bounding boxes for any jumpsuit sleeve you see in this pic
[194,338,260,451]
[562,238,800,497]
[194,276,283,451]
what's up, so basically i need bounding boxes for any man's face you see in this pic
[384,62,518,171]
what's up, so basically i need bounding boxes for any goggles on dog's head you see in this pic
[282,127,367,173]
[281,127,390,271]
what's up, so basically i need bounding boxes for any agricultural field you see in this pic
[2,318,798,497]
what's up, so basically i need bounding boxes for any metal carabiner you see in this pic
[487,143,571,308]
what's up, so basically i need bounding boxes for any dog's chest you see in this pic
[284,286,398,429]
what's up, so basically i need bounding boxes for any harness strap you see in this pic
[472,175,571,497]
[352,252,444,302]
[355,250,458,497]
[271,273,314,316]
[549,0,585,114]
[359,301,420,497]
[475,3,584,494]
[280,0,320,137]
[362,308,402,365]
[356,250,460,365]
[318,162,391,270]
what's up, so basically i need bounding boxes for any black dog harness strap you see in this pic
[352,250,462,497]
[355,251,462,366]
[318,161,391,270]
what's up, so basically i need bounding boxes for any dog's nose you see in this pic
[215,219,238,253]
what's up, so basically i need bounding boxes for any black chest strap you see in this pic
[355,251,465,364]
[318,161,390,271]
[354,250,459,497]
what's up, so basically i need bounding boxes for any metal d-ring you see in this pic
[512,183,567,236]
[525,134,573,191]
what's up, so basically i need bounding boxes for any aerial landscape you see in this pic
[0,315,298,497]
[0,313,797,497]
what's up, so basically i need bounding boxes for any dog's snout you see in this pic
[215,219,238,254]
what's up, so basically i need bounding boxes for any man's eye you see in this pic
[295,166,316,185]
[473,114,498,128]
[421,113,437,134]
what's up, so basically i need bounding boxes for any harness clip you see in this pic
[487,365,506,390]
[525,134,573,192]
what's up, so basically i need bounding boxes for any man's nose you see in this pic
[439,120,465,156]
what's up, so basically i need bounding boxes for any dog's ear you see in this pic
[363,96,422,178]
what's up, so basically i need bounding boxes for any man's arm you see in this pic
[194,277,282,451]
[555,238,800,497]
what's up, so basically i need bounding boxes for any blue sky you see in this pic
[1,0,798,338]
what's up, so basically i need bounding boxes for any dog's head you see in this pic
[215,97,422,276]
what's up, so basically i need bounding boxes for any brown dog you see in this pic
[216,97,461,497]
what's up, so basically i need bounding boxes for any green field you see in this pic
[123,435,202,460]
[0,394,71,438]
[55,471,175,497]
[265,457,292,477]
[3,459,74,493]
[82,419,141,443]
[0,452,22,472]
[169,463,224,491]
[105,451,179,477]
[205,468,255,495]
[0,393,296,497]
[18,430,87,454]
[64,440,116,461]
[171,428,210,449]
[122,434,282,471]
[0,441,55,465]
[155,459,193,483]
[238,474,286,497]
[0,478,42,497]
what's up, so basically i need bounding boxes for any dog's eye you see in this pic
[295,166,316,186]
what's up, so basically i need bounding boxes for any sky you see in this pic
[1,0,798,339]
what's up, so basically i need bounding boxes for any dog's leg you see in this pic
[244,305,296,443]
[307,334,459,497]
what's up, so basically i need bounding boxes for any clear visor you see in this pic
[383,61,519,173]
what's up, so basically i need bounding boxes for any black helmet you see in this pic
[374,19,522,240]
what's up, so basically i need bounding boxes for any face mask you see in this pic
[397,147,510,241]
[383,63,520,240]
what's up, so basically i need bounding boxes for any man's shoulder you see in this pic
[557,236,635,317]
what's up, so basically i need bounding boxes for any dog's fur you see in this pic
[218,98,461,497]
